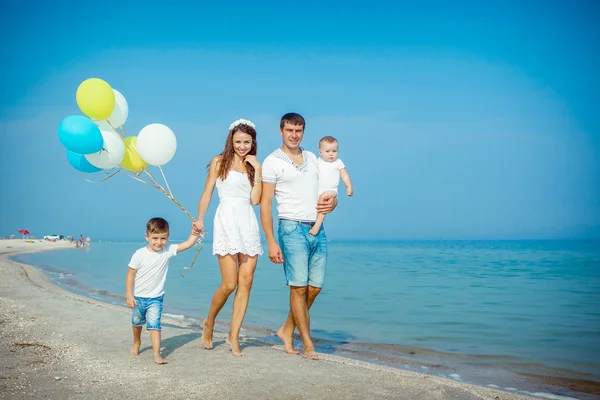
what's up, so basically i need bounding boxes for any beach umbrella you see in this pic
[18,229,30,238]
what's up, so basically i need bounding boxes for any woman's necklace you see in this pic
[231,159,246,173]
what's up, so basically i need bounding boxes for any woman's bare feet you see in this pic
[303,347,319,360]
[276,327,300,355]
[202,319,214,349]
[153,354,168,365]
[130,341,141,356]
[227,333,245,357]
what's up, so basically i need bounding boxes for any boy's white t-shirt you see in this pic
[128,244,178,298]
[262,149,319,222]
[317,158,346,195]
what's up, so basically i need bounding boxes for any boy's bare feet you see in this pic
[153,354,168,365]
[227,333,245,357]
[130,341,141,356]
[303,347,319,360]
[201,318,214,349]
[276,327,300,355]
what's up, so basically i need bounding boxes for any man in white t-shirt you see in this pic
[260,112,337,360]
[125,217,202,365]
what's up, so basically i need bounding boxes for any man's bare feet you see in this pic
[153,354,168,365]
[201,319,214,349]
[227,333,245,357]
[303,347,319,360]
[276,327,300,355]
[130,341,141,356]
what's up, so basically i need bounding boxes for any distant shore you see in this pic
[1,239,595,399]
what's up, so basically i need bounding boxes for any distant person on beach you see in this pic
[308,135,353,236]
[79,234,84,246]
[125,217,202,364]
[260,112,337,360]
[85,236,91,247]
[193,118,263,357]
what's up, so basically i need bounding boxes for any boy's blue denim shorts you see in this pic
[278,219,328,288]
[132,295,164,331]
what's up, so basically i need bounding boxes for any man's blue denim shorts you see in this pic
[132,295,164,331]
[278,219,328,288]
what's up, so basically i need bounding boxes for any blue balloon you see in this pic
[58,115,104,154]
[66,150,102,173]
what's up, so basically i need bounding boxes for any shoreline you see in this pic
[0,240,595,400]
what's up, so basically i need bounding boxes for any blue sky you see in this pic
[1,1,598,240]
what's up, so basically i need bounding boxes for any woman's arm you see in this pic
[196,156,220,229]
[244,155,262,205]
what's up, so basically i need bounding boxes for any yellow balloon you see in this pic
[76,78,116,120]
[121,136,148,172]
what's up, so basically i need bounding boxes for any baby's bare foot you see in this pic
[202,319,214,349]
[276,327,300,355]
[130,342,141,356]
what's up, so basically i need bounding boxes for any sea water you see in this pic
[12,239,600,398]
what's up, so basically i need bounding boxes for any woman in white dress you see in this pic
[194,118,263,356]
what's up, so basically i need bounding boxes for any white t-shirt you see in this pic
[262,149,319,222]
[128,244,178,298]
[317,158,346,195]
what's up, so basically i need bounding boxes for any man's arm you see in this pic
[340,168,353,196]
[260,182,283,263]
[125,268,137,308]
[316,195,338,214]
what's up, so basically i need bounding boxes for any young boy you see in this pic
[126,217,202,364]
[309,136,353,236]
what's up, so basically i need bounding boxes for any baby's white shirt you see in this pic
[317,158,346,195]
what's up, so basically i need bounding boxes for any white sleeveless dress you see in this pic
[212,171,263,256]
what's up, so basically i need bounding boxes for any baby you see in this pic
[309,136,353,236]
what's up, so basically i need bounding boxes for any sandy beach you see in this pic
[0,239,542,400]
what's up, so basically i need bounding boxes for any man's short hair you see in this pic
[319,136,338,148]
[146,217,169,234]
[280,112,305,129]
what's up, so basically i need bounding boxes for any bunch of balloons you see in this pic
[57,78,205,275]
[57,78,177,176]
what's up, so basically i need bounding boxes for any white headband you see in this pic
[229,118,256,130]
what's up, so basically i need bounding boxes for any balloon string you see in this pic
[105,120,146,167]
[83,168,121,183]
[135,169,196,221]
[106,120,123,137]
[158,166,173,197]
[180,241,204,278]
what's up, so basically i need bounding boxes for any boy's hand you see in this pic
[126,295,137,308]
[347,187,353,196]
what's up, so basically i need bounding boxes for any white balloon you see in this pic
[107,89,129,127]
[84,130,125,169]
[136,123,177,166]
[94,119,112,131]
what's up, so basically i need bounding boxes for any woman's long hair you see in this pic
[214,124,257,185]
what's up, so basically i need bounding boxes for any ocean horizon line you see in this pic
[76,237,600,243]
